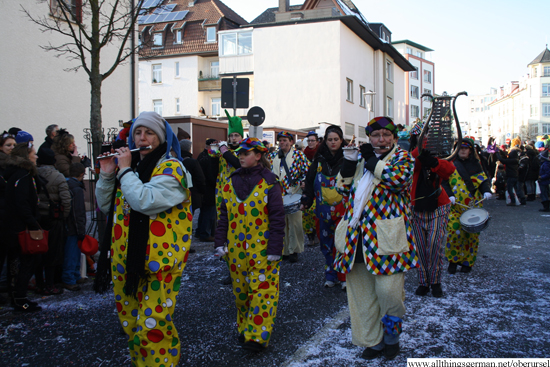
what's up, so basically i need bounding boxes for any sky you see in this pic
[221,0,550,100]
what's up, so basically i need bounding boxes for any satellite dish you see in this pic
[247,106,265,127]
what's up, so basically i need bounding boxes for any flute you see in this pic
[97,145,152,160]
[374,146,392,150]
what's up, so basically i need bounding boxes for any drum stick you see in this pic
[97,145,152,160]
[348,135,356,146]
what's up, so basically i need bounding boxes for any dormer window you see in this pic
[175,29,182,44]
[206,27,216,43]
[153,32,163,47]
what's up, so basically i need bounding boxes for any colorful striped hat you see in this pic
[365,116,397,136]
[236,137,268,153]
[277,131,294,141]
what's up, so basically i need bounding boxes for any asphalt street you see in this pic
[1,197,549,366]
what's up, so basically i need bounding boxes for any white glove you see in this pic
[343,148,359,161]
[267,255,281,262]
[483,192,492,200]
[449,196,456,205]
[218,141,228,148]
[215,246,227,257]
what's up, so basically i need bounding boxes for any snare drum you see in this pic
[459,208,490,233]
[282,194,302,215]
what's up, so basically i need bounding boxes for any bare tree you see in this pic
[22,0,152,161]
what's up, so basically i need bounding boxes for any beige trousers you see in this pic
[346,265,406,348]
[283,211,304,255]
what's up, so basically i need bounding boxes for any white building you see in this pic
[466,88,497,143]
[392,40,435,127]
[484,47,550,144]
[0,1,134,154]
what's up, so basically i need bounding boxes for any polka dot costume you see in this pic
[222,178,280,347]
[215,149,239,220]
[110,159,192,367]
[445,169,488,267]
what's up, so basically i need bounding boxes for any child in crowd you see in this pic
[493,164,507,200]
[62,163,87,291]
[214,138,285,352]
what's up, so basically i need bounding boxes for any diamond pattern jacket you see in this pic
[334,147,419,275]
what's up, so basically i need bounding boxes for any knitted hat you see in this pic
[511,137,521,148]
[15,131,34,144]
[235,137,268,153]
[128,111,182,161]
[179,139,192,153]
[365,116,397,136]
[132,111,166,144]
[277,131,294,141]
[306,131,318,138]
[461,137,475,149]
[535,141,544,149]
[205,138,217,145]
[225,110,243,138]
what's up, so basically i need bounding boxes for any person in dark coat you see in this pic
[62,163,87,291]
[37,124,59,161]
[179,139,206,213]
[497,144,525,205]
[538,150,550,212]
[0,132,16,305]
[4,135,43,312]
[197,138,219,241]
[524,145,540,201]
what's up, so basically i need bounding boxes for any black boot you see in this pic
[448,262,458,274]
[520,197,527,205]
[431,284,443,298]
[540,201,550,212]
[12,293,41,313]
[415,285,430,296]
[527,194,536,201]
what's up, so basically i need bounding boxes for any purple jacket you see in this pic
[215,164,285,256]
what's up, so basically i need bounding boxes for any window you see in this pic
[175,29,182,44]
[382,31,386,40]
[153,32,163,47]
[424,107,431,118]
[50,0,82,22]
[386,97,393,117]
[152,64,162,83]
[416,51,423,58]
[220,31,252,56]
[534,68,538,77]
[424,70,432,83]
[410,67,418,79]
[206,27,216,43]
[475,107,479,112]
[530,124,539,136]
[545,66,550,77]
[423,88,431,101]
[406,47,413,54]
[543,84,550,97]
[411,105,419,118]
[386,60,393,82]
[210,61,219,78]
[346,79,353,102]
[211,97,221,116]
[153,100,163,116]
[175,98,180,114]
[175,62,180,78]
[543,104,550,117]
[359,85,366,107]
[410,86,419,99]
[345,122,355,136]
[542,123,550,134]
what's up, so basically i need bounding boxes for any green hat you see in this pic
[225,110,243,138]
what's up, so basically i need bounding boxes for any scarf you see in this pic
[94,142,167,297]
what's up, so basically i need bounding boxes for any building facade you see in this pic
[392,40,435,127]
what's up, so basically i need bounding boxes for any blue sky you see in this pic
[222,0,550,99]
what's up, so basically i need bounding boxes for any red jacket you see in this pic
[410,148,455,208]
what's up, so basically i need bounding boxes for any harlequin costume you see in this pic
[409,147,455,297]
[302,127,347,287]
[95,112,192,367]
[442,138,491,273]
[214,138,286,351]
[335,117,418,359]
[271,132,310,259]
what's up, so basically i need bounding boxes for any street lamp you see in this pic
[363,90,376,121]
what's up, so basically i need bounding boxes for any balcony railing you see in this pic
[198,74,221,91]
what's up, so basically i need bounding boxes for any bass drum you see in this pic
[459,208,490,233]
[282,194,302,215]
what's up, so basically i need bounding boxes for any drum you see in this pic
[459,208,490,233]
[283,194,302,215]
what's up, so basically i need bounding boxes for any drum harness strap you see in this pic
[453,160,477,195]
[280,151,296,187]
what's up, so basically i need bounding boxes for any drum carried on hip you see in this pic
[459,208,490,233]
[283,194,302,215]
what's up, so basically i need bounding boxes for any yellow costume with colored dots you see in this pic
[221,177,281,347]
[110,159,192,367]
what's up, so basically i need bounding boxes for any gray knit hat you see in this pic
[132,111,166,144]
[179,139,192,153]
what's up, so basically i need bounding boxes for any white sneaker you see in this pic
[324,280,336,288]
[341,281,346,290]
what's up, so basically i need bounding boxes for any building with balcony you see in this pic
[392,40,435,127]
[466,88,497,143]
[218,0,415,142]
[137,0,248,118]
